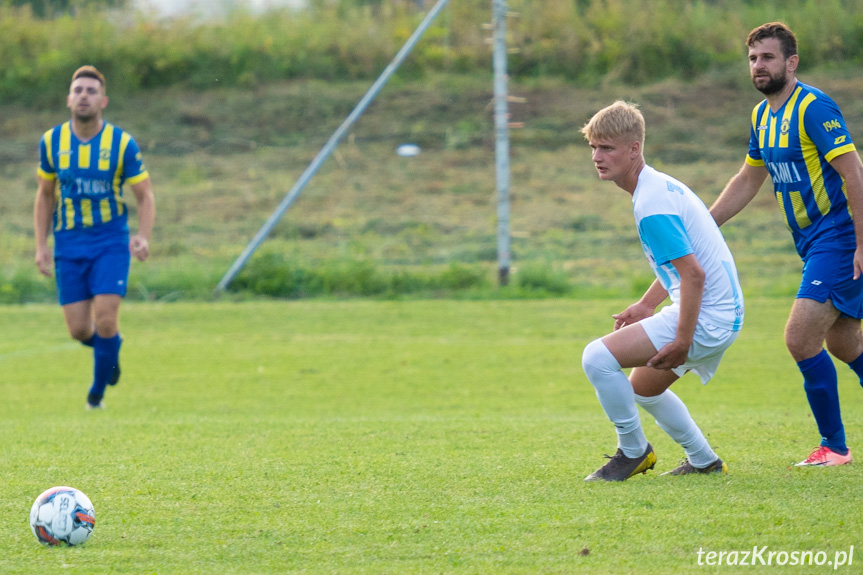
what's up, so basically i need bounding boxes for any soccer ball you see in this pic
[29,486,95,546]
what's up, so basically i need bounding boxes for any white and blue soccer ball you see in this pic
[29,486,95,546]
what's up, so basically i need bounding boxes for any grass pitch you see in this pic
[2,299,862,574]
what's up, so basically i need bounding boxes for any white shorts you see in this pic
[639,303,739,384]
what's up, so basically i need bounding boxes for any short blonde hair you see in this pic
[580,100,644,146]
[71,65,106,91]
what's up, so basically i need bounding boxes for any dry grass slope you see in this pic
[2,69,863,299]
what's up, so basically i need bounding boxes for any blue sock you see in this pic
[847,352,863,388]
[799,349,847,454]
[88,334,122,403]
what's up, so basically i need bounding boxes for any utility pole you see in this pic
[492,0,511,286]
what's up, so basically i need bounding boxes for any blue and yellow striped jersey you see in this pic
[38,121,149,254]
[746,81,857,258]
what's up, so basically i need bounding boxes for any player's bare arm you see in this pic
[829,151,863,279]
[129,178,155,262]
[613,279,668,331]
[647,253,704,370]
[33,175,57,277]
[710,162,769,226]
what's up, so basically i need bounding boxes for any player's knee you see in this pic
[784,331,819,363]
[67,325,92,342]
[94,320,119,338]
[93,311,119,338]
[582,339,621,384]
[825,332,863,363]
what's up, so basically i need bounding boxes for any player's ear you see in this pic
[630,140,641,158]
[786,54,799,74]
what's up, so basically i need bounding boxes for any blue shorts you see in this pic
[55,248,130,305]
[798,244,863,319]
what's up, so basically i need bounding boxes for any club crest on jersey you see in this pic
[781,119,790,135]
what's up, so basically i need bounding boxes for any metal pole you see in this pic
[492,0,510,286]
[216,0,453,292]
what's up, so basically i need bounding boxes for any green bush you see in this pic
[230,252,491,299]
[435,262,489,291]
[4,0,863,105]
[514,262,571,296]
[0,268,55,304]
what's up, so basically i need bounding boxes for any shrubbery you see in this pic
[230,252,492,298]
[3,0,863,106]
[0,269,55,304]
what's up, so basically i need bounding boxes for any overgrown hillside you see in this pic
[4,0,863,301]
[3,0,863,105]
[3,66,863,302]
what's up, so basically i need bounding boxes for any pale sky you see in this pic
[133,0,308,18]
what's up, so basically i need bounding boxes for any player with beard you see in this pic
[34,66,155,409]
[710,22,863,466]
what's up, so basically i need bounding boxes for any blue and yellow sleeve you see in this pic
[122,136,149,185]
[37,129,57,181]
[801,95,856,163]
[745,102,765,167]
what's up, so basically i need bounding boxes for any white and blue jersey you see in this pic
[633,165,744,332]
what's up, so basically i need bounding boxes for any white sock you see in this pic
[635,390,718,468]
[582,339,648,458]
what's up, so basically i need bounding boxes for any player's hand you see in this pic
[35,248,53,278]
[647,340,689,370]
[612,302,654,331]
[130,235,150,262]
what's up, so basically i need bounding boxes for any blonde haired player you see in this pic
[580,101,744,481]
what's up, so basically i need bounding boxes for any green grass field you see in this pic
[2,299,862,574]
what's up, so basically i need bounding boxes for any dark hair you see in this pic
[71,65,106,89]
[747,22,797,58]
